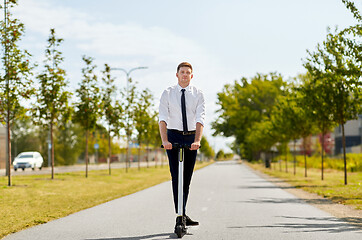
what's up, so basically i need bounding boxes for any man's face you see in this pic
[176,67,193,87]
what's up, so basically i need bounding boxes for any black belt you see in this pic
[168,129,196,135]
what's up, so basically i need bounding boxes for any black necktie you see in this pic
[181,89,188,132]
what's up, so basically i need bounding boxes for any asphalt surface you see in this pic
[4,160,361,240]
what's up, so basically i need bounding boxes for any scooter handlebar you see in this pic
[161,143,201,149]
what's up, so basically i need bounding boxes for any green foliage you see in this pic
[0,0,34,123]
[0,1,34,122]
[53,122,84,165]
[200,136,215,159]
[33,29,72,176]
[212,73,286,159]
[342,0,362,22]
[296,73,336,135]
[216,150,225,160]
[134,89,154,146]
[147,112,162,148]
[34,29,71,126]
[74,56,102,132]
[304,31,361,127]
[101,63,123,137]
[74,56,102,176]
[303,4,362,184]
[120,78,138,142]
[246,119,276,153]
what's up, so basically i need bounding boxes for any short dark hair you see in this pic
[177,62,193,73]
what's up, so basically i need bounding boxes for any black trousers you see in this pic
[166,130,197,215]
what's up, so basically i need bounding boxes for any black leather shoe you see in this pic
[174,216,187,237]
[184,215,199,226]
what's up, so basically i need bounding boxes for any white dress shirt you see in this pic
[159,84,205,131]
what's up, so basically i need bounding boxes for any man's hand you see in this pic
[190,141,201,151]
[162,141,172,150]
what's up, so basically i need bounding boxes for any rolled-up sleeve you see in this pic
[158,90,169,124]
[195,91,206,126]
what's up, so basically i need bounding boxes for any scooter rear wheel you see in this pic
[175,225,186,238]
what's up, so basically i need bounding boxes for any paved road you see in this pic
[4,161,361,240]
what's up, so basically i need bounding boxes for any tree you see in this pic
[200,136,215,160]
[134,88,154,170]
[297,73,336,180]
[271,90,315,176]
[246,119,276,168]
[120,77,138,172]
[0,0,34,186]
[74,56,102,178]
[54,121,84,166]
[304,30,361,185]
[146,112,162,168]
[101,64,123,175]
[212,73,286,160]
[33,28,71,179]
[216,150,225,160]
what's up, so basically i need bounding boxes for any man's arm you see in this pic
[190,122,203,150]
[159,121,172,150]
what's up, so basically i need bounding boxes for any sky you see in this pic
[7,0,361,152]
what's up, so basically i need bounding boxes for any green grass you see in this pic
[0,161,212,239]
[247,161,362,210]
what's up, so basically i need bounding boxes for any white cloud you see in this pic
[13,0,234,151]
[14,0,209,65]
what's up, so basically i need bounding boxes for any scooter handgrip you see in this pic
[161,144,201,149]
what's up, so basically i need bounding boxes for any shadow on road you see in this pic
[238,196,360,206]
[228,215,362,233]
[238,184,329,189]
[85,232,193,240]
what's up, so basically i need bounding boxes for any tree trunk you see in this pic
[85,129,89,178]
[5,0,11,187]
[125,146,129,173]
[285,145,288,173]
[155,148,158,168]
[6,116,11,186]
[138,144,141,171]
[51,122,54,179]
[108,128,111,175]
[293,140,296,176]
[341,123,347,185]
[146,145,149,168]
[321,132,325,181]
[279,157,282,172]
[304,138,307,177]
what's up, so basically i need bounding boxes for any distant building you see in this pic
[0,125,6,169]
[334,115,362,154]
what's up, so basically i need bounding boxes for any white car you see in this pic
[13,152,44,171]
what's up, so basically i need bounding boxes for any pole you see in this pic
[126,72,130,172]
[110,66,148,172]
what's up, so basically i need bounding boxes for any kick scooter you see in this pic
[162,143,195,238]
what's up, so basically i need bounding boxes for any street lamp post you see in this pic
[111,67,147,172]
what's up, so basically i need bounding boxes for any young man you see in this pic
[159,62,205,234]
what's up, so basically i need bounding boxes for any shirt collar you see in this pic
[177,84,191,92]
